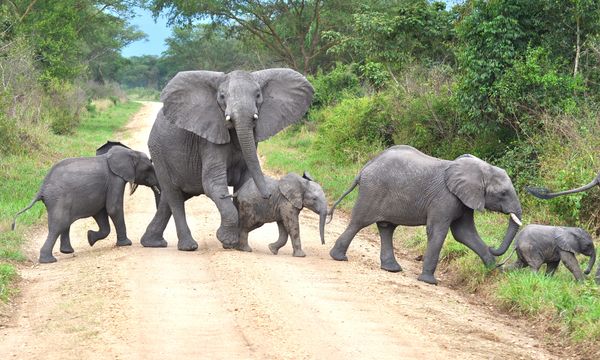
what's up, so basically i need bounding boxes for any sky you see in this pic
[121,7,172,58]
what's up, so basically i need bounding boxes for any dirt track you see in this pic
[0,102,561,359]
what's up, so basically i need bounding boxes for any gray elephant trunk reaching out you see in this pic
[319,210,327,245]
[584,247,596,275]
[490,212,522,256]
[236,123,270,199]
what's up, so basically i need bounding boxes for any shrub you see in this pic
[47,82,86,135]
[309,64,363,109]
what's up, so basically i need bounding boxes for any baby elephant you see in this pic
[12,143,160,263]
[233,172,327,257]
[506,224,596,281]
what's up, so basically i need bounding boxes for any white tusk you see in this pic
[253,114,258,119]
[225,115,231,121]
[510,213,522,226]
[129,182,139,196]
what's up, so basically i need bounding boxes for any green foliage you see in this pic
[308,64,363,109]
[0,264,17,302]
[126,87,161,101]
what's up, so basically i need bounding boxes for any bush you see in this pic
[125,87,160,101]
[308,64,363,109]
[83,81,127,102]
[47,82,86,135]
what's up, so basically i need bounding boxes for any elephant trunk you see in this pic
[236,124,270,199]
[319,209,327,245]
[490,212,522,256]
[584,246,596,275]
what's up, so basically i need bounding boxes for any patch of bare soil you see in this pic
[0,102,565,359]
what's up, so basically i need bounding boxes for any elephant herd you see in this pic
[12,68,600,285]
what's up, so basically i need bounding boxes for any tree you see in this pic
[145,0,360,74]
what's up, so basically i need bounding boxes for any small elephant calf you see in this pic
[12,142,160,263]
[506,224,596,281]
[233,172,327,257]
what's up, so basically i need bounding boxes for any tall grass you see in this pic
[0,101,143,302]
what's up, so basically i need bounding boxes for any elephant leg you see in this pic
[107,207,131,247]
[59,226,74,254]
[330,218,370,261]
[164,188,198,251]
[236,230,252,252]
[283,216,304,257]
[418,220,451,285]
[559,250,584,281]
[377,222,401,272]
[203,169,239,248]
[449,210,495,268]
[40,209,69,263]
[268,221,288,255]
[88,209,111,247]
[141,198,171,248]
[503,257,526,271]
[545,261,560,276]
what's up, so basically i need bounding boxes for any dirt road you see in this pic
[1,102,559,359]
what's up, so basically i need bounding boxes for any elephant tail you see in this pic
[11,192,42,231]
[327,174,360,224]
[495,246,517,269]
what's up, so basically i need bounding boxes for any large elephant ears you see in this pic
[107,147,136,182]
[444,156,485,211]
[278,173,304,209]
[555,228,576,253]
[252,69,314,142]
[161,71,229,144]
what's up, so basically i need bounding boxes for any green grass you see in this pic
[261,121,600,350]
[0,101,142,301]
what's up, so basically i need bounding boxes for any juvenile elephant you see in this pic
[140,69,314,251]
[234,173,327,257]
[12,145,160,263]
[328,145,523,285]
[505,225,596,281]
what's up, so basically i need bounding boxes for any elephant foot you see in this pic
[60,244,74,254]
[216,225,240,249]
[177,238,199,251]
[236,243,253,252]
[116,238,133,247]
[87,230,100,247]
[39,253,57,264]
[483,256,496,269]
[417,273,438,285]
[268,243,281,255]
[381,260,402,272]
[329,247,348,261]
[293,249,306,257]
[140,232,168,248]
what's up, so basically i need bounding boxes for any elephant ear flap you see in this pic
[279,173,303,209]
[107,147,136,182]
[555,228,576,253]
[444,157,485,211]
[252,69,314,142]
[161,71,229,144]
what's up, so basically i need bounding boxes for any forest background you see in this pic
[1,0,599,349]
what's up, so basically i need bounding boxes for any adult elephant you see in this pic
[141,69,314,251]
[328,146,523,285]
[527,172,600,284]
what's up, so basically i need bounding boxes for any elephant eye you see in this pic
[256,93,261,99]
[219,93,225,100]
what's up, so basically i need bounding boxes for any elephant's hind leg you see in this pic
[141,198,171,248]
[88,209,111,247]
[59,225,74,254]
[545,261,560,276]
[40,210,69,263]
[377,222,401,272]
[330,218,370,261]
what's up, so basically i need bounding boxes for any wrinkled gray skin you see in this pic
[140,69,314,251]
[527,172,600,284]
[234,173,327,257]
[505,225,596,281]
[12,147,159,263]
[328,145,523,285]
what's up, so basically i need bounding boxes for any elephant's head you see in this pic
[556,227,596,275]
[160,69,314,199]
[106,147,160,198]
[445,155,523,256]
[279,172,328,245]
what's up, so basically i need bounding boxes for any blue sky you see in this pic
[121,7,172,57]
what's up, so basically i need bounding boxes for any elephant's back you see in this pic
[359,145,443,183]
[41,157,108,201]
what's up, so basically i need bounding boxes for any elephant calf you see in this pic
[233,173,327,257]
[506,224,596,281]
[12,143,160,263]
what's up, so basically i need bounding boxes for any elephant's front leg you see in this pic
[106,187,132,247]
[236,230,252,252]
[88,209,111,247]
[203,165,239,248]
[418,219,451,285]
[283,215,305,257]
[59,226,74,254]
[559,250,585,281]
[377,222,401,272]
[449,210,495,268]
[268,221,289,255]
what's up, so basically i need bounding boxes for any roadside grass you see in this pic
[261,121,600,350]
[125,87,160,101]
[0,101,142,302]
